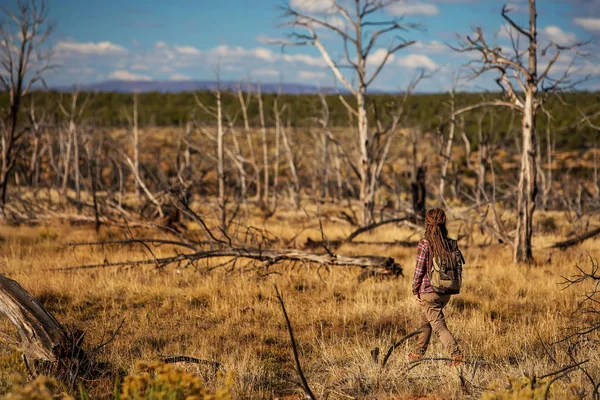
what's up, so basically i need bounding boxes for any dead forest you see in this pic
[2,0,600,399]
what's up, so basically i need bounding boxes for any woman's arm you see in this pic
[412,240,429,295]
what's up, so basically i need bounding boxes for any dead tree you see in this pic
[281,112,301,209]
[132,92,141,199]
[453,0,585,263]
[409,127,426,223]
[257,84,269,207]
[237,83,260,201]
[26,98,47,189]
[195,78,226,230]
[281,0,418,226]
[58,88,90,212]
[439,87,457,200]
[439,70,468,201]
[538,109,554,210]
[0,0,53,215]
[225,116,248,202]
[272,88,285,210]
[317,93,330,199]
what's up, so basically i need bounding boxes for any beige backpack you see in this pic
[428,239,465,295]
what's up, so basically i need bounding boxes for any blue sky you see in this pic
[3,0,599,91]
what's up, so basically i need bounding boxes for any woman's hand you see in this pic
[414,293,422,303]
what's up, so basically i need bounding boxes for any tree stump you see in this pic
[0,274,90,386]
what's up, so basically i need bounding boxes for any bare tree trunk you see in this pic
[133,92,141,199]
[272,95,283,210]
[184,121,191,173]
[281,117,300,209]
[439,97,455,199]
[357,89,374,225]
[29,135,39,187]
[515,92,537,263]
[257,86,269,205]
[321,131,329,199]
[216,89,225,230]
[318,93,330,200]
[333,142,343,200]
[115,158,124,207]
[410,128,426,223]
[237,85,260,201]
[476,115,487,208]
[594,143,599,202]
[61,121,73,194]
[546,118,554,206]
[229,121,247,202]
[73,120,81,213]
[45,130,58,186]
[514,1,538,264]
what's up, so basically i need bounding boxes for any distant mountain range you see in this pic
[52,80,354,94]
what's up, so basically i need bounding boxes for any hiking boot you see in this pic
[449,354,464,367]
[407,352,422,362]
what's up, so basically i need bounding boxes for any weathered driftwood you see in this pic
[0,274,69,361]
[552,227,600,250]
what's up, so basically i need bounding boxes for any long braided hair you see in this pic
[424,208,453,267]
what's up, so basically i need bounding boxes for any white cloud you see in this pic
[298,70,327,80]
[211,45,276,62]
[282,53,326,67]
[253,68,279,77]
[574,18,600,32]
[387,2,439,16]
[290,0,335,14]
[397,54,438,70]
[368,48,394,66]
[414,40,446,53]
[253,47,276,61]
[55,41,127,55]
[170,73,190,80]
[131,64,148,71]
[543,26,577,46]
[155,41,168,48]
[109,70,152,81]
[174,45,201,55]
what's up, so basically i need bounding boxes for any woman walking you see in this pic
[409,208,464,366]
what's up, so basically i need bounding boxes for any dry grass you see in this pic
[0,205,599,399]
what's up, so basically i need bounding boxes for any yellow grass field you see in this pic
[0,204,599,399]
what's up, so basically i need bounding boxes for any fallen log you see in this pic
[54,245,402,277]
[552,227,600,250]
[304,237,418,250]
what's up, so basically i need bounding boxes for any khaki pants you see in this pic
[416,292,461,356]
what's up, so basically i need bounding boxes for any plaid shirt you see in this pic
[412,238,434,295]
